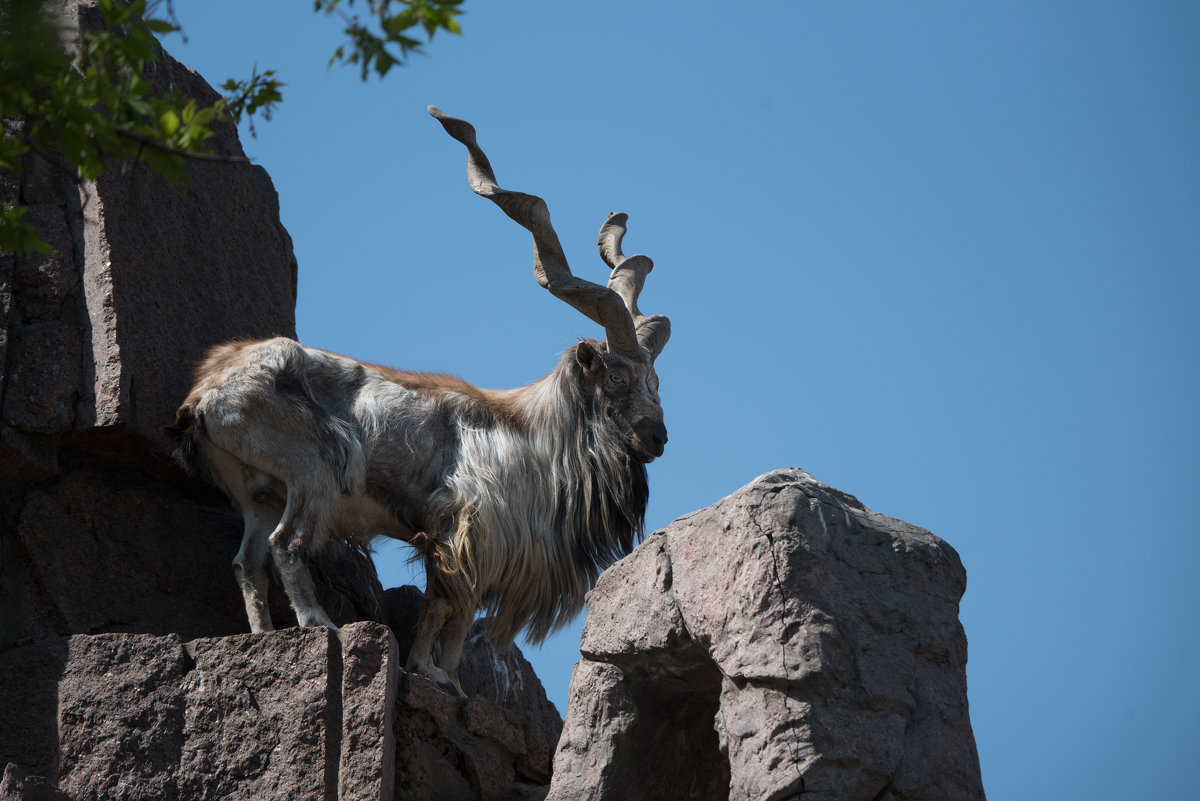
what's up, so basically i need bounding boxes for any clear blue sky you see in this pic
[170,3,1199,798]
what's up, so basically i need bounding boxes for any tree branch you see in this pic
[114,128,250,164]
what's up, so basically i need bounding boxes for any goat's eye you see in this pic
[610,373,625,384]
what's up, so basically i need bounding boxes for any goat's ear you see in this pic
[576,341,603,377]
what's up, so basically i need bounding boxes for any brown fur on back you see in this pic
[331,352,527,430]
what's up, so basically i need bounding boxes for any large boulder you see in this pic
[549,468,985,801]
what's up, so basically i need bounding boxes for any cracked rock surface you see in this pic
[0,624,395,801]
[548,468,985,801]
[0,620,561,801]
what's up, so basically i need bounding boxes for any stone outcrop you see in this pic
[0,620,560,801]
[548,469,985,801]
[0,0,379,649]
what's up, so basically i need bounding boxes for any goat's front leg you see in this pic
[435,604,472,697]
[269,490,338,630]
[406,595,464,696]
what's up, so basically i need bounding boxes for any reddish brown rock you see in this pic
[0,763,71,801]
[0,613,559,801]
[1,322,81,433]
[1,1,296,479]
[180,629,333,799]
[549,469,985,801]
[55,635,191,801]
[47,11,297,454]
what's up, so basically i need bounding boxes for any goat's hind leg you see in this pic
[234,469,283,632]
[203,446,281,633]
[235,511,276,632]
[269,486,339,630]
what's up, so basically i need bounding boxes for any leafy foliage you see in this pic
[317,0,463,79]
[220,65,285,138]
[0,0,462,255]
[0,0,229,254]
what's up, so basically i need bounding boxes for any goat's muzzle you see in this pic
[632,417,668,461]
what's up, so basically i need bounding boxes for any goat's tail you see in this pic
[163,400,203,474]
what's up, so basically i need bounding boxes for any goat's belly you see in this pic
[334,493,413,544]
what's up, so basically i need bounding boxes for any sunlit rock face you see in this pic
[549,468,986,801]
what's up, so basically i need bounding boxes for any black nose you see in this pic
[636,418,668,455]
[651,424,668,449]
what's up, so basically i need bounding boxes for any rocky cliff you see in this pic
[1,5,561,799]
[1,0,306,645]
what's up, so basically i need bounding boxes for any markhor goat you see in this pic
[166,108,670,695]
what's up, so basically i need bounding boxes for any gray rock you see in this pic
[0,621,555,800]
[0,623,396,800]
[549,468,985,801]
[385,586,563,794]
[56,8,297,455]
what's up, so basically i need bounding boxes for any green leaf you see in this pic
[160,109,180,134]
[144,18,178,34]
[0,206,55,257]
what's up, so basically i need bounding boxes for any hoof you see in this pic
[413,664,466,698]
[296,609,339,630]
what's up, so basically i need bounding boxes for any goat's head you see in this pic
[430,107,671,462]
[575,337,667,462]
